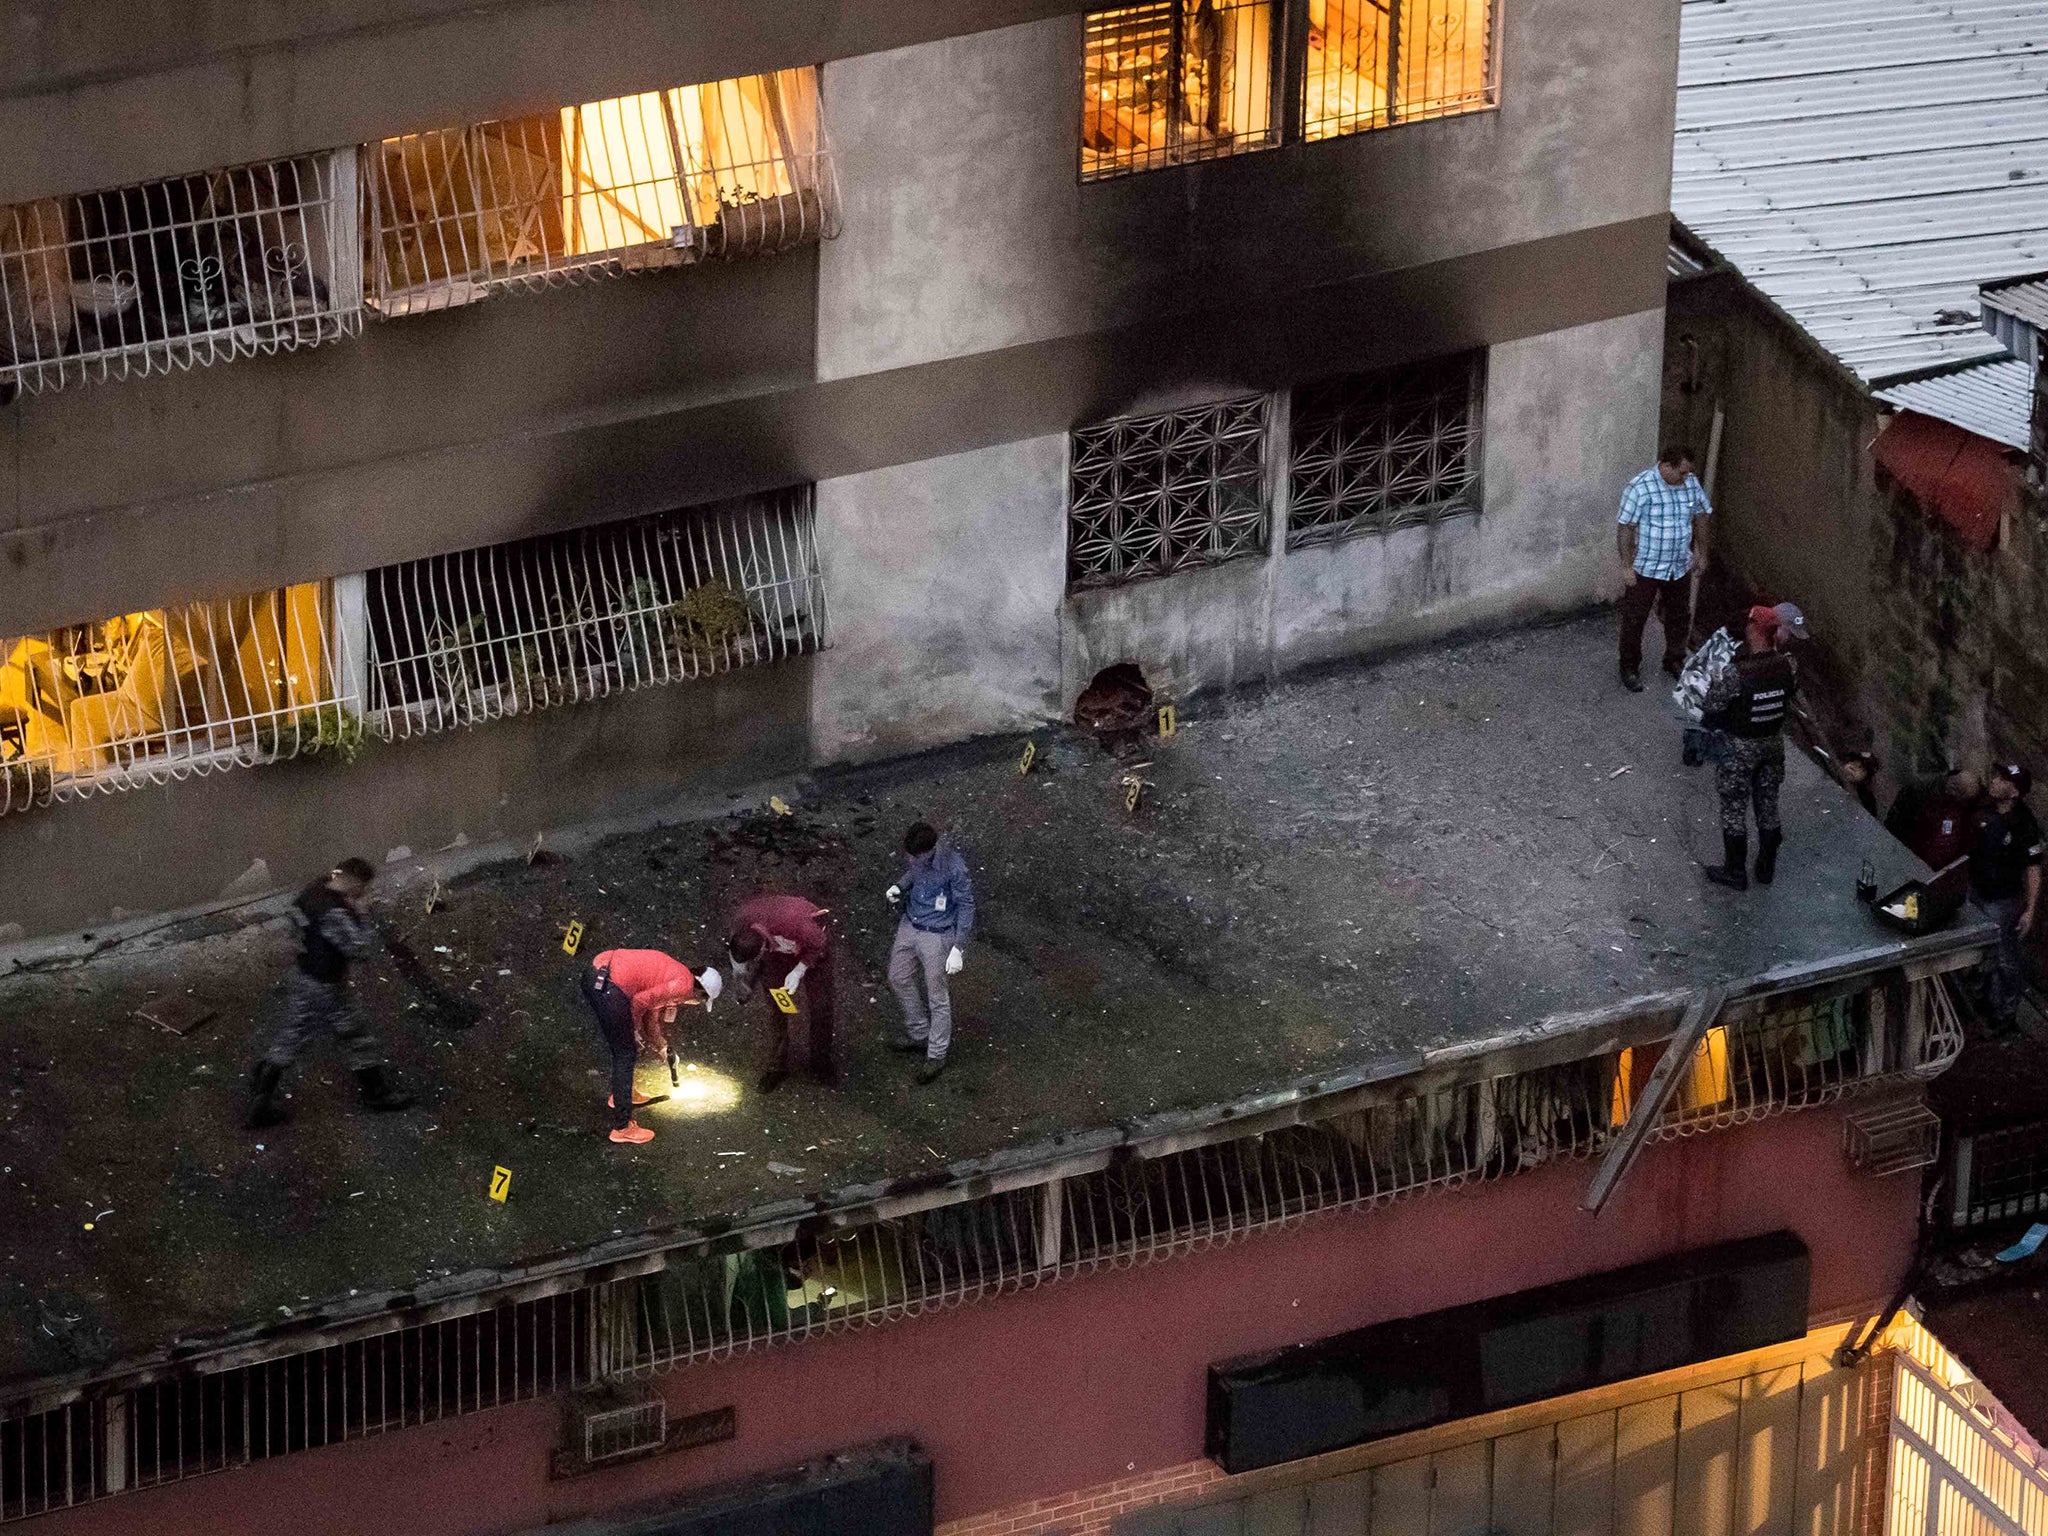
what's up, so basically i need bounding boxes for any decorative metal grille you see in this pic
[365,488,825,737]
[366,69,835,315]
[0,152,361,394]
[1303,0,1498,142]
[1287,353,1482,547]
[1081,1,1279,180]
[0,584,358,816]
[1068,395,1272,589]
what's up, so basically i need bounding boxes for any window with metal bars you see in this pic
[123,1293,589,1490]
[0,583,358,817]
[1287,353,1483,547]
[1302,0,1498,141]
[366,69,835,315]
[0,1403,97,1523]
[1081,1,1280,179]
[0,152,361,393]
[1068,395,1272,589]
[364,488,825,737]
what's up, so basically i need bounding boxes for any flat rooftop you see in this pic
[0,614,1989,1393]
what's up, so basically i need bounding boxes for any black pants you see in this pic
[578,965,638,1130]
[1618,574,1691,674]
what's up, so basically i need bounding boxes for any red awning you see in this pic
[1873,409,2018,551]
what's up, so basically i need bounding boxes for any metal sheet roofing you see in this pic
[1983,273,2048,328]
[1673,0,2048,385]
[1877,355,2035,449]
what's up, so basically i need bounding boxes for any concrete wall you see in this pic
[811,436,1068,760]
[0,1,1084,204]
[1069,309,1663,703]
[25,1103,1915,1536]
[0,660,812,939]
[817,1,1680,381]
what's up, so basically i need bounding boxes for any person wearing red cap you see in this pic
[578,948,721,1144]
[1699,605,1798,890]
[724,894,837,1093]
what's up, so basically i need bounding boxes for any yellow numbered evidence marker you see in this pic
[769,987,799,1015]
[562,919,584,956]
[1157,703,1177,738]
[489,1166,512,1203]
[1124,777,1144,813]
[1018,739,1037,777]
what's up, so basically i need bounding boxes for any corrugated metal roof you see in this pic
[1983,273,2048,329]
[1673,0,2048,387]
[1876,355,2035,449]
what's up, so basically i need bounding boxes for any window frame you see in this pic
[1079,0,1288,182]
[1077,0,1502,182]
[1066,393,1276,592]
[1284,351,1486,550]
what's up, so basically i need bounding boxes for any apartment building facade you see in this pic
[0,0,1672,940]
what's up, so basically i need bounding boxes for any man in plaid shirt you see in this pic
[1615,445,1713,690]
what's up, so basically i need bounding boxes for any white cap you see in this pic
[697,967,723,1009]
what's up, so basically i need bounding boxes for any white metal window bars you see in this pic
[0,981,1958,1524]
[1082,1,1280,180]
[364,489,825,737]
[0,585,361,816]
[617,984,1943,1374]
[1302,0,1499,142]
[1287,353,1482,547]
[0,152,361,394]
[1069,394,1272,589]
[366,69,836,315]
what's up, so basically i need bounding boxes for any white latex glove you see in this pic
[945,946,964,976]
[782,961,807,995]
[885,884,902,906]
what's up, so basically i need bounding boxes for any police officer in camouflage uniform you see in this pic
[247,857,415,1128]
[1700,606,1798,892]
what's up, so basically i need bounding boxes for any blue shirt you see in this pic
[1618,467,1712,581]
[895,843,975,942]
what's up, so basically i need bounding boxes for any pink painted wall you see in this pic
[32,1105,1916,1536]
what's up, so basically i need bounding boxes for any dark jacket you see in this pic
[293,881,367,984]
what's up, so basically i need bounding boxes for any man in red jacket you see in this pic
[724,894,837,1093]
[579,948,722,1144]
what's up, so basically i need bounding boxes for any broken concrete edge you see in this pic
[0,915,1998,1413]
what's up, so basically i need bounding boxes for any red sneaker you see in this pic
[606,1092,658,1109]
[608,1121,655,1145]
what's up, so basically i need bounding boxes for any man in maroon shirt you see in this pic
[725,894,838,1093]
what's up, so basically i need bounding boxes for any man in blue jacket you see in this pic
[885,820,974,1084]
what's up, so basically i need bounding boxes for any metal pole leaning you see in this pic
[1581,984,1730,1213]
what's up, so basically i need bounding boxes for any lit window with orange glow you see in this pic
[1082,1,1278,180]
[366,68,835,314]
[1,583,357,815]
[1304,0,1495,142]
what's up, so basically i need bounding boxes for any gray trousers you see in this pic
[888,919,954,1061]
[265,970,383,1072]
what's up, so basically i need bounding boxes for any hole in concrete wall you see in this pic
[1075,663,1154,751]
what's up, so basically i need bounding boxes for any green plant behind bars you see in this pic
[668,580,758,666]
[255,705,369,764]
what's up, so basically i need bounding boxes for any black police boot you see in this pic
[353,1064,415,1113]
[246,1061,289,1129]
[1755,830,1783,885]
[1704,834,1750,891]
